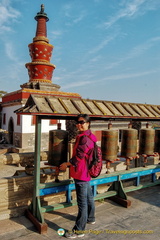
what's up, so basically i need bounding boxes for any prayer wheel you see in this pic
[121,128,138,158]
[154,130,160,154]
[48,123,68,166]
[101,129,118,161]
[139,127,155,155]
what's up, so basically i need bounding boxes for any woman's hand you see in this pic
[59,162,71,171]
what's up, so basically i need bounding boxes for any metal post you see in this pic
[32,115,43,221]
[26,115,48,233]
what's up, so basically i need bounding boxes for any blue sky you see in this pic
[0,0,160,105]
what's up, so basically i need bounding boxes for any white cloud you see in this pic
[103,70,157,82]
[5,41,18,61]
[3,40,25,80]
[124,36,160,60]
[62,3,86,26]
[89,32,118,55]
[50,30,63,40]
[102,0,160,29]
[62,80,93,90]
[94,0,103,3]
[0,0,21,33]
[58,68,158,91]
[62,3,72,18]
[73,11,86,24]
[9,62,25,80]
[104,36,160,70]
[89,55,102,63]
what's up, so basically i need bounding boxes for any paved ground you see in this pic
[0,185,160,240]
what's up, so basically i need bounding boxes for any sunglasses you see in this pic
[76,120,86,125]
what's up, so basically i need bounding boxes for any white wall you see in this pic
[22,115,66,133]
[1,105,22,132]
[2,104,66,134]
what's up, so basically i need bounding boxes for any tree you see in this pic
[0,91,7,98]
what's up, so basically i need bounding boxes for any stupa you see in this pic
[1,4,80,151]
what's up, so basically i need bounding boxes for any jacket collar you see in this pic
[78,129,91,137]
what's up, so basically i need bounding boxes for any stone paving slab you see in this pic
[0,185,160,240]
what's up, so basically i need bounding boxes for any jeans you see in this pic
[73,181,95,231]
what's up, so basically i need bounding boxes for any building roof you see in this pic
[16,94,160,121]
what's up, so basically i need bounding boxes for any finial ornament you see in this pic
[41,4,44,13]
[35,4,49,21]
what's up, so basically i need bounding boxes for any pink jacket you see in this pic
[69,129,97,181]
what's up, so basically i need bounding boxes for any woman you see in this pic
[60,114,97,239]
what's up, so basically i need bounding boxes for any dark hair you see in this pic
[76,114,91,128]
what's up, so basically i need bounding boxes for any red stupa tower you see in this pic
[1,4,80,150]
[21,4,60,92]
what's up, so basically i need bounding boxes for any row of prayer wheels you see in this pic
[48,122,159,171]
[101,123,159,163]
